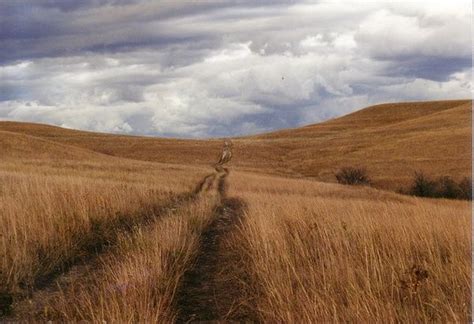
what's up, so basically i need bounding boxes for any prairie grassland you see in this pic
[13,173,223,321]
[229,172,471,323]
[0,158,207,299]
[0,98,470,322]
[2,100,470,192]
[236,100,471,190]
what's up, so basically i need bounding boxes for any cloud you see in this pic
[0,1,471,138]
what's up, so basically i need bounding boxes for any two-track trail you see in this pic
[175,170,256,323]
[5,169,256,322]
[4,172,218,321]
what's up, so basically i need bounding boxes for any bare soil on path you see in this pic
[176,172,257,323]
[5,171,257,322]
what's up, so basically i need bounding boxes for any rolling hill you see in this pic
[0,99,471,322]
[0,99,470,190]
[0,130,112,161]
[239,99,471,188]
[0,121,223,165]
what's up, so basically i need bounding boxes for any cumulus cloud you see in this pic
[0,0,471,138]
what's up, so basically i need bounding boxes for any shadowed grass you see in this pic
[0,159,207,308]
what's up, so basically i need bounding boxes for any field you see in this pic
[0,100,471,322]
[1,99,470,190]
[228,172,470,322]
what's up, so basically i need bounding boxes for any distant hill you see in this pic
[0,99,470,190]
[0,121,223,165]
[237,99,471,189]
[0,130,111,161]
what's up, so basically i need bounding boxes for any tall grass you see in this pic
[229,172,471,322]
[0,159,206,298]
[18,181,221,321]
[2,156,470,321]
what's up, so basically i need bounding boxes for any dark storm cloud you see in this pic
[382,56,472,82]
[0,1,211,63]
[0,0,288,63]
[0,0,471,138]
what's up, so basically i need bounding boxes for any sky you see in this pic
[0,0,471,138]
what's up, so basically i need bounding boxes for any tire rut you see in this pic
[175,172,256,323]
[2,172,217,319]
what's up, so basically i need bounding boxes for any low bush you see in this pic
[408,172,471,200]
[458,177,472,200]
[335,167,371,186]
[410,172,437,197]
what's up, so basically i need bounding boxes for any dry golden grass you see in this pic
[0,121,223,165]
[0,157,207,300]
[1,99,470,191]
[237,100,471,189]
[0,99,470,321]
[229,171,471,323]
[12,173,223,322]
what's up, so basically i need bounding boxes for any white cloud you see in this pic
[0,1,471,137]
[355,8,470,59]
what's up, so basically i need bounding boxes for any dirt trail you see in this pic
[3,172,217,320]
[175,171,256,323]
[5,169,256,322]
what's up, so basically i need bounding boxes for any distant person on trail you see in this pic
[216,140,233,168]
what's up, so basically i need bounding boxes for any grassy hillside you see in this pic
[237,99,471,189]
[0,121,222,165]
[0,130,112,161]
[0,99,470,190]
[0,99,470,321]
